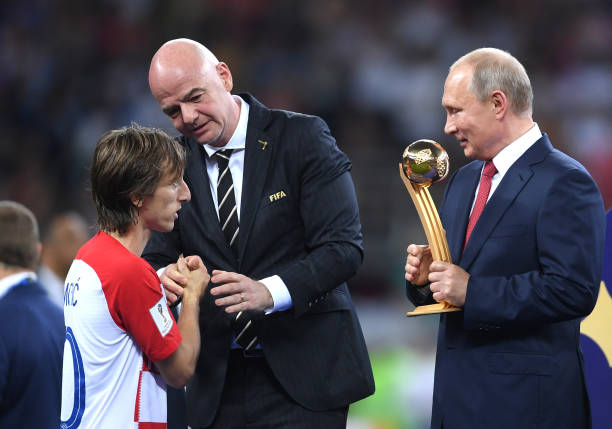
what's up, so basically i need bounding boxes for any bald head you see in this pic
[149,38,219,90]
[148,38,238,147]
[450,47,533,117]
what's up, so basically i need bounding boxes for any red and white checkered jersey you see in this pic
[61,232,181,429]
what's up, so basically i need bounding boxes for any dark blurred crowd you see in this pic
[2,0,611,298]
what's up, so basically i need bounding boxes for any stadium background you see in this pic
[2,1,611,427]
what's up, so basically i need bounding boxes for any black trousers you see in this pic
[202,349,349,429]
[166,385,187,429]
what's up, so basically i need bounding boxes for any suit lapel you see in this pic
[236,95,273,266]
[184,138,235,262]
[460,165,532,268]
[460,135,552,268]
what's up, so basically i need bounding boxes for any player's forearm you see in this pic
[175,292,201,383]
[158,293,201,388]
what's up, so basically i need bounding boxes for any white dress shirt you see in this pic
[470,123,542,213]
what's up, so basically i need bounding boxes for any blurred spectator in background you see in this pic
[0,201,64,428]
[38,211,89,307]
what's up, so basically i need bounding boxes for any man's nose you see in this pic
[444,115,456,135]
[181,104,198,124]
[179,179,191,202]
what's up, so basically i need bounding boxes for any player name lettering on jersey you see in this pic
[61,232,181,428]
[64,278,79,307]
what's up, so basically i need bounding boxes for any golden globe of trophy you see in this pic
[400,139,461,316]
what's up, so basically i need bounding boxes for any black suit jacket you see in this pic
[144,94,374,427]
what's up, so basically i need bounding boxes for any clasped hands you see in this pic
[404,244,470,307]
[164,256,209,305]
[161,257,273,314]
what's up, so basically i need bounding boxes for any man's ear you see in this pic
[36,242,42,265]
[216,62,233,92]
[130,195,143,208]
[490,90,508,118]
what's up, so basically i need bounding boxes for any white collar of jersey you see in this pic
[0,271,37,300]
[203,95,250,158]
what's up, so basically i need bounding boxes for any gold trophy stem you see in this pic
[399,163,461,316]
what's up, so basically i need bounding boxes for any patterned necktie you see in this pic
[464,160,498,248]
[233,309,260,351]
[213,149,258,350]
[214,150,239,257]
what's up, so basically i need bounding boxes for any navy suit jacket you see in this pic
[0,279,64,428]
[407,135,605,429]
[144,94,374,428]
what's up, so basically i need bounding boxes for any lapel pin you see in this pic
[258,139,268,150]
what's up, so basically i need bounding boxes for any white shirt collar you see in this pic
[203,95,250,158]
[492,123,542,176]
[0,271,37,300]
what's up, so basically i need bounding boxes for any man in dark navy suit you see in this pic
[0,201,64,428]
[143,39,374,429]
[405,48,606,429]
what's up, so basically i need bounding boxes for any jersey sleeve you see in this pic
[107,261,182,362]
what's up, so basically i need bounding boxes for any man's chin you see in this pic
[194,134,224,147]
[157,221,175,234]
[190,126,223,146]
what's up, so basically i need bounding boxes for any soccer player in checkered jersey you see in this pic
[61,124,209,428]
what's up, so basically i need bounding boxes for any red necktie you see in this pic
[464,160,497,248]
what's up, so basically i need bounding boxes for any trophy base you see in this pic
[406,302,462,317]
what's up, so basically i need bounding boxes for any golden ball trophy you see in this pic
[399,139,461,317]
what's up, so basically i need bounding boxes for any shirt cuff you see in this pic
[259,275,293,314]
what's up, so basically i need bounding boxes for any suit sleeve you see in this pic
[463,167,605,329]
[275,116,364,317]
[406,281,436,306]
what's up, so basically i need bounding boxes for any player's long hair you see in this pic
[90,123,185,234]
